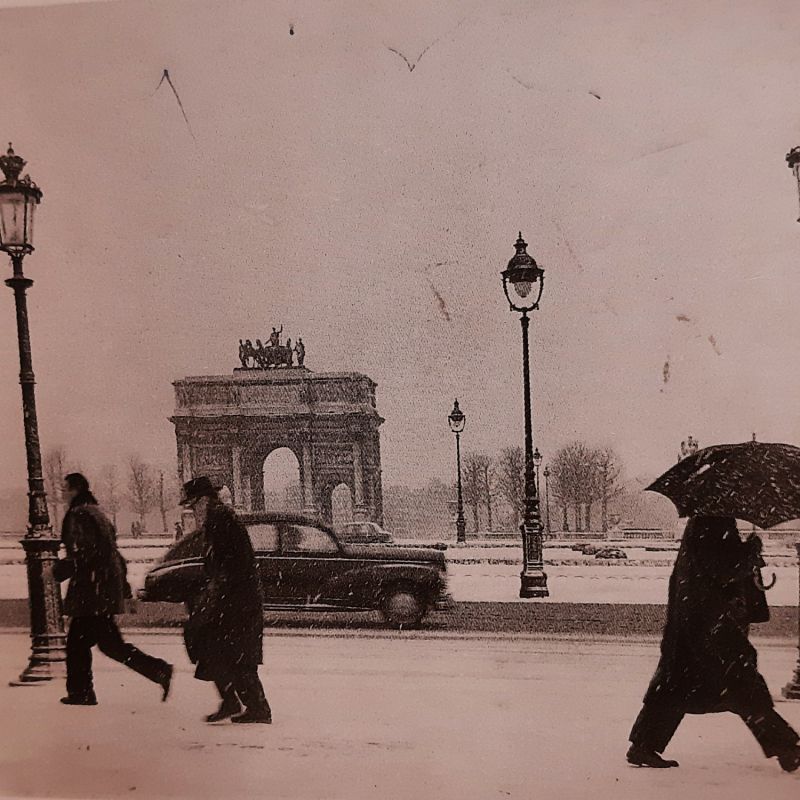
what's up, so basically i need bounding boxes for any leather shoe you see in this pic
[60,693,97,706]
[777,746,800,773]
[231,708,272,724]
[205,699,242,723]
[627,744,679,768]
[159,664,173,702]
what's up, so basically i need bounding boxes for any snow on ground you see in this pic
[0,540,797,605]
[0,563,797,605]
[1,632,798,800]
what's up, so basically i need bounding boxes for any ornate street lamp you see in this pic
[786,146,800,223]
[784,147,800,699]
[542,465,551,537]
[448,399,467,544]
[501,233,548,598]
[0,144,66,683]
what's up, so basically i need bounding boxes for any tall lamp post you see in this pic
[0,144,66,683]
[501,233,549,598]
[542,465,551,538]
[784,146,800,699]
[448,399,467,544]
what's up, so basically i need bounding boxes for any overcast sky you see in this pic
[1,0,800,498]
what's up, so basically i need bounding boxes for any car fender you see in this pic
[140,560,204,604]
[321,562,443,605]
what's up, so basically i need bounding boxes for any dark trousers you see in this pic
[214,667,270,715]
[630,702,799,758]
[66,615,169,697]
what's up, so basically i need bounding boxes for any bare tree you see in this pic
[99,464,122,529]
[479,457,496,532]
[549,442,595,532]
[462,452,487,533]
[157,470,179,533]
[43,446,67,527]
[496,446,524,530]
[594,447,623,532]
[127,456,158,533]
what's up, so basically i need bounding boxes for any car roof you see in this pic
[237,511,336,533]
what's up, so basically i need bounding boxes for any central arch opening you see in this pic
[262,447,302,513]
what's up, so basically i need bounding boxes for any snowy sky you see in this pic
[1,0,800,493]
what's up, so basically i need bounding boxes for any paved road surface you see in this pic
[1,632,799,799]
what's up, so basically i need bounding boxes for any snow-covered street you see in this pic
[1,539,797,605]
[1,631,799,799]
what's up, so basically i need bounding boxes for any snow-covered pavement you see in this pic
[1,632,799,799]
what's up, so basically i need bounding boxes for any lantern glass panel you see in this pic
[0,190,26,249]
[512,279,533,298]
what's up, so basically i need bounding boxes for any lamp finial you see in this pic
[0,143,26,184]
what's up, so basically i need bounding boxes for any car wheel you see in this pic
[381,587,426,628]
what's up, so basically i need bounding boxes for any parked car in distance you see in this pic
[335,521,393,544]
[576,543,601,555]
[138,513,450,627]
[594,547,628,559]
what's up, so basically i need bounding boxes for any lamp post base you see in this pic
[456,517,467,544]
[519,568,549,599]
[10,642,67,685]
[10,537,66,686]
[783,666,800,700]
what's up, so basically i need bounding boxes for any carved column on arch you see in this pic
[301,439,317,517]
[178,441,193,484]
[232,444,244,511]
[352,440,369,522]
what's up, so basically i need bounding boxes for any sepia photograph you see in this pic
[0,0,799,797]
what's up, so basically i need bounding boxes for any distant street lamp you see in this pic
[533,447,542,494]
[786,146,800,223]
[501,233,548,598]
[0,144,66,683]
[447,399,467,544]
[542,465,551,538]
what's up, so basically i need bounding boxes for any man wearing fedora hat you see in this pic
[180,476,272,723]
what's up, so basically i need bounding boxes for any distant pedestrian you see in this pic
[627,515,800,772]
[56,473,173,706]
[180,477,271,724]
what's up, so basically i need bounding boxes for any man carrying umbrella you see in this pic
[627,440,800,772]
[180,477,272,724]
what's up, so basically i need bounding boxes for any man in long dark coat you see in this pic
[56,473,173,705]
[180,477,271,723]
[627,515,800,771]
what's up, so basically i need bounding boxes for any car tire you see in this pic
[380,587,426,628]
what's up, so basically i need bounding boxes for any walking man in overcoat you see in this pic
[56,473,173,705]
[180,477,272,723]
[627,515,800,772]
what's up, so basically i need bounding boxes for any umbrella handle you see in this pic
[753,569,777,592]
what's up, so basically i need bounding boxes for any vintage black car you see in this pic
[138,513,452,626]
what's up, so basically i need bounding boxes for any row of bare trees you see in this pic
[42,447,177,535]
[458,442,622,533]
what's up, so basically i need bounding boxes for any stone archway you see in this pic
[171,367,384,524]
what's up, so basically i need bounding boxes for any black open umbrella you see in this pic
[646,440,800,529]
